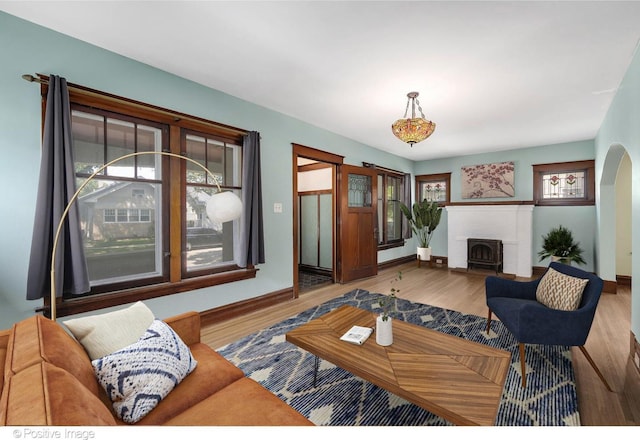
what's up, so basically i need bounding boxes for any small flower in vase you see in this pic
[378,271,401,321]
[376,272,401,346]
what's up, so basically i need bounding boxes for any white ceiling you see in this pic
[3,1,640,161]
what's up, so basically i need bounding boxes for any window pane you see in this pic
[185,134,228,187]
[421,180,447,202]
[318,194,332,269]
[129,209,139,222]
[377,175,384,244]
[299,194,319,266]
[183,130,242,276]
[542,171,585,199]
[136,125,162,179]
[72,111,104,174]
[77,179,163,285]
[106,118,135,177]
[206,139,225,186]
[72,108,166,291]
[185,134,207,184]
[104,208,115,223]
[184,185,236,272]
[386,176,402,241]
[348,174,372,207]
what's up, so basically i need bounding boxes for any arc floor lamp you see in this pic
[49,151,243,320]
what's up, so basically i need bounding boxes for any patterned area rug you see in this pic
[218,289,580,426]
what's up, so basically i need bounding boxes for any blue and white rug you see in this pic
[218,289,580,426]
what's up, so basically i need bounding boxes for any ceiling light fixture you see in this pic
[391,91,436,146]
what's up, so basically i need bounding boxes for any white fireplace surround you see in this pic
[446,204,534,277]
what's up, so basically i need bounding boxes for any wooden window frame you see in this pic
[416,172,451,206]
[364,163,407,250]
[532,160,595,206]
[40,79,257,318]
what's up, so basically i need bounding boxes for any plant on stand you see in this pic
[376,272,401,346]
[538,225,586,266]
[400,199,443,262]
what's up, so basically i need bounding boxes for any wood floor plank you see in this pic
[200,261,639,426]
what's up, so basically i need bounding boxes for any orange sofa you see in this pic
[0,312,313,426]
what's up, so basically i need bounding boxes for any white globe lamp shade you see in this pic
[206,191,243,223]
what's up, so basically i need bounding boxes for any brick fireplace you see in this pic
[446,204,534,277]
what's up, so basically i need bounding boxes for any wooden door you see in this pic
[339,164,378,282]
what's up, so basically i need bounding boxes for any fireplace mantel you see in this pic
[446,204,534,277]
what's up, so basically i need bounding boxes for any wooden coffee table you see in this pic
[285,304,511,426]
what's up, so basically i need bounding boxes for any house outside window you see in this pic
[533,160,595,206]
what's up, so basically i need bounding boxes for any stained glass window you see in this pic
[416,173,451,205]
[533,160,594,206]
[421,180,447,202]
[348,174,372,207]
[541,171,585,199]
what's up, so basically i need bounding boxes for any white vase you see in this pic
[376,314,393,346]
[417,247,431,261]
[551,255,571,265]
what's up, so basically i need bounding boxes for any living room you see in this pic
[0,1,639,429]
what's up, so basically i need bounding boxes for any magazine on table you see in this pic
[340,325,373,345]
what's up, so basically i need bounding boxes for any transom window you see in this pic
[533,160,594,206]
[416,173,451,205]
[541,171,586,199]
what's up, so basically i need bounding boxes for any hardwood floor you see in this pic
[200,261,640,426]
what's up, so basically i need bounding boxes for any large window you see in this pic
[46,84,255,317]
[533,160,595,206]
[368,164,407,249]
[72,108,167,289]
[183,130,242,275]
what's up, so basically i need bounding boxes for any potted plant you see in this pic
[400,199,443,261]
[376,272,401,346]
[538,225,586,266]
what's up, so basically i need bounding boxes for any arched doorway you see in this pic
[599,144,632,286]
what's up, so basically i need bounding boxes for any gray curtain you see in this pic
[236,131,265,267]
[26,75,89,300]
[402,172,412,239]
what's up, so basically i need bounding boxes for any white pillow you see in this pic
[536,267,589,311]
[92,319,197,424]
[63,301,155,360]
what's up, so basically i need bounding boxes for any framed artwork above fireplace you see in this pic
[461,161,515,199]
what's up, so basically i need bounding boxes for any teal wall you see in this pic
[414,140,597,272]
[595,41,640,337]
[0,12,414,327]
[0,11,629,334]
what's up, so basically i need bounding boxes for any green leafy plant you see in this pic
[399,200,443,248]
[378,271,401,321]
[538,225,586,265]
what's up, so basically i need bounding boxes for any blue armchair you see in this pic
[485,261,612,391]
